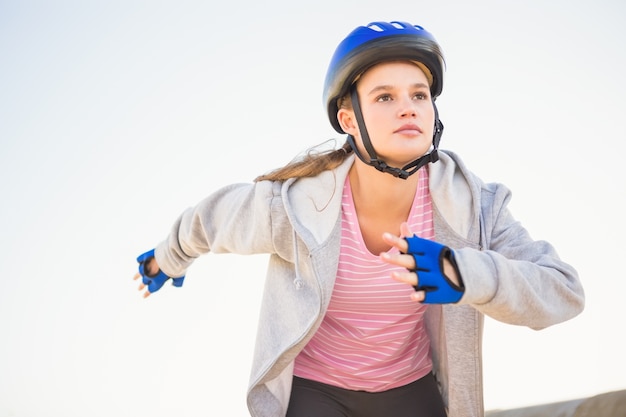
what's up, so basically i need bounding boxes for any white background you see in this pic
[1,1,625,416]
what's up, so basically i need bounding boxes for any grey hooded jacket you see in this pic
[155,150,585,417]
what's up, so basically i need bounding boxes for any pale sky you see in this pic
[1,1,625,416]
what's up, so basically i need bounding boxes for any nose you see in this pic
[398,95,417,118]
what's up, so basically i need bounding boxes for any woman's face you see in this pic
[339,61,435,168]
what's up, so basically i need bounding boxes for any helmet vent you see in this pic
[368,23,385,32]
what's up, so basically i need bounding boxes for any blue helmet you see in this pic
[323,21,445,134]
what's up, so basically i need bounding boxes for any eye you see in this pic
[376,94,393,102]
[413,91,429,100]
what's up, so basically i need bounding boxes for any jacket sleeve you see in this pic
[154,180,284,278]
[455,182,585,330]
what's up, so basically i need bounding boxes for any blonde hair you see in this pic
[254,140,352,182]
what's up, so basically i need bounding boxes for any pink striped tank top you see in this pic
[293,167,434,392]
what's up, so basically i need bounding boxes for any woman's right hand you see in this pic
[133,256,160,298]
[133,249,185,298]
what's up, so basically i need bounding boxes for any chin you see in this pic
[394,150,431,164]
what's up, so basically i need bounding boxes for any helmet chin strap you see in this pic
[347,86,443,180]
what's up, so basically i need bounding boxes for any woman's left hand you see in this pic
[380,222,461,302]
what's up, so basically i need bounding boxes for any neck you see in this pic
[349,158,419,217]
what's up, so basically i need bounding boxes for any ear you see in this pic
[337,108,358,135]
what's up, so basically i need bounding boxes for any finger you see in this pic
[138,283,146,291]
[410,290,425,302]
[382,233,408,253]
[133,272,141,281]
[380,252,415,269]
[391,270,425,302]
[391,270,418,287]
[143,290,151,299]
[400,222,413,238]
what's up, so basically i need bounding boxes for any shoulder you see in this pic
[435,149,511,198]
[274,155,355,246]
[286,154,354,199]
[431,150,515,240]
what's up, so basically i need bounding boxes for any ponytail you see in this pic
[254,140,352,182]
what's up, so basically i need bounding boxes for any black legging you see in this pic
[286,372,447,417]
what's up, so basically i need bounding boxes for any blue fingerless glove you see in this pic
[136,249,185,293]
[404,235,464,304]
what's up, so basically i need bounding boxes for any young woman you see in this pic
[134,21,584,417]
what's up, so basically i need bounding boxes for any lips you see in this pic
[394,123,422,135]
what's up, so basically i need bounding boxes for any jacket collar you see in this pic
[281,155,353,246]
[281,150,479,247]
[429,151,477,239]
